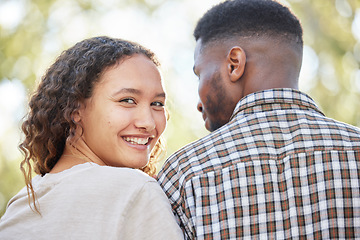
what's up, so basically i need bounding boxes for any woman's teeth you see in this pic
[123,137,149,145]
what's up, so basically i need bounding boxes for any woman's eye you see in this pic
[152,101,164,107]
[120,98,136,104]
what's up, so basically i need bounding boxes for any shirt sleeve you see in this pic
[120,180,184,240]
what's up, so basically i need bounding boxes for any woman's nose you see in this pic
[134,107,156,131]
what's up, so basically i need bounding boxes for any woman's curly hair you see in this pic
[19,36,166,211]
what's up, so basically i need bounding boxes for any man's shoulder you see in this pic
[169,124,233,160]
[162,122,238,178]
[320,116,360,139]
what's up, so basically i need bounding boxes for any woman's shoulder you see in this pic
[39,163,160,202]
[43,163,156,191]
[51,162,151,178]
[87,164,154,181]
[87,165,160,196]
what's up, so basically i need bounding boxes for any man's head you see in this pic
[193,0,303,132]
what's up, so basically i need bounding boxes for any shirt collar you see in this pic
[230,88,325,121]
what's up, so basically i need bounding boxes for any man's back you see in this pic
[158,89,360,239]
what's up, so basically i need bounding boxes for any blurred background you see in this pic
[0,0,359,216]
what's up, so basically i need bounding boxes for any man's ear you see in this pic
[227,46,246,82]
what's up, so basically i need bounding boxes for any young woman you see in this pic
[0,36,183,239]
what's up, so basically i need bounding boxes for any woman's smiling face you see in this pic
[77,54,167,169]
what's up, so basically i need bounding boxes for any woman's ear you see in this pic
[72,110,81,123]
[227,46,246,82]
[72,102,85,123]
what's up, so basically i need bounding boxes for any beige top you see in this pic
[0,163,184,240]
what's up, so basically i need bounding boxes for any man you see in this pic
[158,0,360,239]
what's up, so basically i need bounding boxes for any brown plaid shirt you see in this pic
[158,88,360,239]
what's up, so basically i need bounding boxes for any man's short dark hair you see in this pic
[194,0,303,46]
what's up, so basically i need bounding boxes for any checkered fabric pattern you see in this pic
[157,88,360,240]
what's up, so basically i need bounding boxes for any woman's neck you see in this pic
[50,137,105,174]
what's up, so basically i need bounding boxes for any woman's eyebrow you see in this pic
[111,88,142,98]
[115,88,141,95]
[113,88,166,98]
[156,92,166,98]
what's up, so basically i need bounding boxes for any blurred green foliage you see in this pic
[1,0,359,217]
[291,0,360,126]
